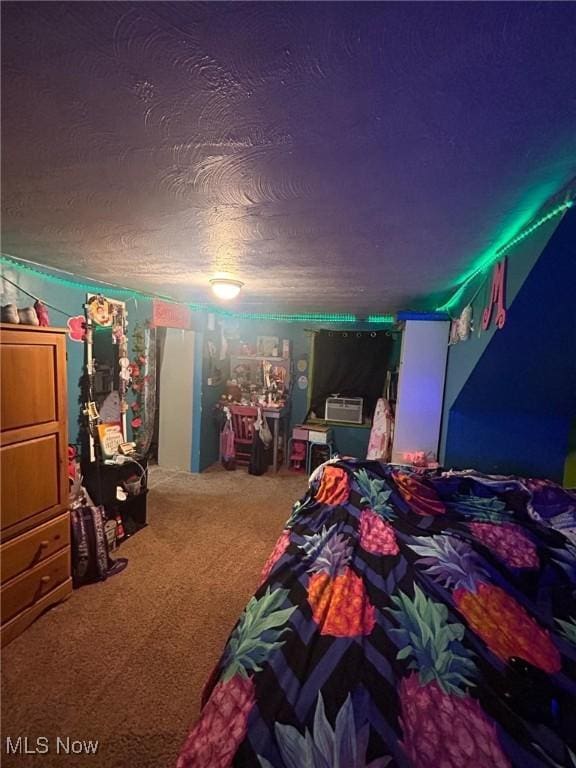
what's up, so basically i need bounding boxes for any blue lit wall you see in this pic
[441,208,576,481]
[198,318,400,470]
[1,264,152,444]
[2,267,398,471]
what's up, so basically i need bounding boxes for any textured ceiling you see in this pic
[2,1,576,314]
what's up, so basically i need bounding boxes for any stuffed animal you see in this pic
[68,445,78,481]
[17,307,39,325]
[1,304,20,323]
[34,300,50,327]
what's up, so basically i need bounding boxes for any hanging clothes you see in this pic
[220,414,236,471]
[366,397,394,461]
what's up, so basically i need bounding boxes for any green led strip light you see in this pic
[0,254,177,303]
[202,308,358,323]
[366,314,395,324]
[436,199,574,313]
[1,255,394,325]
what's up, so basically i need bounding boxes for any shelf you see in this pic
[232,355,288,362]
[306,418,372,430]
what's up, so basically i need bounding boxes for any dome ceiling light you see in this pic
[210,277,244,300]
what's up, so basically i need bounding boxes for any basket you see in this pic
[123,475,143,496]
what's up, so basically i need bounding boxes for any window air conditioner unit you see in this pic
[324,397,364,424]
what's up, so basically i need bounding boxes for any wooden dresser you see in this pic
[0,324,72,646]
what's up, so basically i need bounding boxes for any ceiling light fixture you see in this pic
[209,278,244,300]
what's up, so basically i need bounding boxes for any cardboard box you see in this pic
[308,427,333,444]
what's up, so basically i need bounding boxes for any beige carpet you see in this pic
[1,465,307,768]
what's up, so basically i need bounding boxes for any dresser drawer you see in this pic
[1,548,70,624]
[0,435,63,535]
[1,579,72,648]
[1,514,69,584]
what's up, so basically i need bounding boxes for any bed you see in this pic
[177,458,576,768]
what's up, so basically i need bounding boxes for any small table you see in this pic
[262,406,289,473]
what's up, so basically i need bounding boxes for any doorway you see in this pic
[153,328,197,471]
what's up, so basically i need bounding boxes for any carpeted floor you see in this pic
[1,464,307,768]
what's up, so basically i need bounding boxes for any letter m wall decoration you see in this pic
[482,258,507,331]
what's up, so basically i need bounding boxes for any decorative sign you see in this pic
[482,258,507,331]
[297,375,308,390]
[297,358,308,372]
[152,299,191,330]
[97,422,124,457]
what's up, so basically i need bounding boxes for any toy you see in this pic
[17,306,39,325]
[68,445,79,481]
[289,439,307,472]
[1,304,19,323]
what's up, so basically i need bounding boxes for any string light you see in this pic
[0,255,393,325]
[396,311,449,321]
[0,255,175,303]
[436,199,574,313]
[366,314,396,324]
[3,196,573,322]
[204,308,358,323]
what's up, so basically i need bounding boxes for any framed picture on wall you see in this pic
[256,336,279,357]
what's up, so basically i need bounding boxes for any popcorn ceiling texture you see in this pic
[2,2,576,313]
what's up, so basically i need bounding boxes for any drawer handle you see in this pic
[40,575,51,584]
[40,540,50,549]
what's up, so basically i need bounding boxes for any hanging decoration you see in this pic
[33,299,50,326]
[152,298,191,329]
[67,315,86,342]
[86,294,114,326]
[482,258,507,331]
[449,304,473,345]
[0,273,71,324]
[128,322,156,454]
[436,199,573,313]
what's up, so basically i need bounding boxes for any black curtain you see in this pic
[310,330,393,419]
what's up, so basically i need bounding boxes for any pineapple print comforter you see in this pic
[177,459,576,768]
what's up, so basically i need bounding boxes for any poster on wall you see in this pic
[257,336,279,356]
[152,299,191,330]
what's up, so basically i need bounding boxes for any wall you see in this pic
[198,317,400,469]
[441,208,576,481]
[158,329,196,471]
[198,316,227,472]
[392,319,450,463]
[1,263,152,444]
[2,264,400,471]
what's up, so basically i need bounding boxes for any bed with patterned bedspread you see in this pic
[177,459,576,768]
